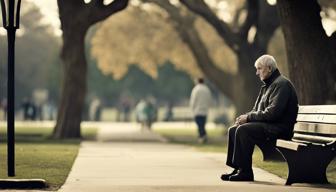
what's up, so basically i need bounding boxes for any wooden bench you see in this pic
[276,105,336,185]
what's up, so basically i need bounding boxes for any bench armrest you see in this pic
[276,139,307,151]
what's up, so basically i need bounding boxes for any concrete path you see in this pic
[58,123,335,192]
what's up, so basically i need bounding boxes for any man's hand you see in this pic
[235,114,248,125]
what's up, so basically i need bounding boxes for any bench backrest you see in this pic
[293,105,336,144]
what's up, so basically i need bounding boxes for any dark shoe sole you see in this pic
[220,175,231,181]
[229,178,254,182]
[229,172,254,182]
[220,170,238,181]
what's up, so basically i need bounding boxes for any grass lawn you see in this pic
[153,126,336,184]
[0,125,97,190]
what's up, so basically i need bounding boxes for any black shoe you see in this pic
[229,170,254,182]
[220,169,238,181]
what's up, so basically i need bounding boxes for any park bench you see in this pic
[276,105,336,185]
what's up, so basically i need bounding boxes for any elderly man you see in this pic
[221,55,298,182]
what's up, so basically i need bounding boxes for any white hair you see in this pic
[254,54,278,72]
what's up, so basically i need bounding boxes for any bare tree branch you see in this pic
[238,0,258,41]
[142,0,236,98]
[180,0,239,51]
[88,0,129,25]
[57,0,86,29]
[253,1,279,49]
[232,5,246,30]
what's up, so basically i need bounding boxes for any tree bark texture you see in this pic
[277,0,336,104]
[54,0,129,138]
[54,27,88,138]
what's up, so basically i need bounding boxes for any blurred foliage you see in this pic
[87,58,194,106]
[91,4,237,80]
[0,0,61,106]
[154,62,194,104]
[86,22,194,106]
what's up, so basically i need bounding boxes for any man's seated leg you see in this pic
[221,125,239,181]
[226,125,238,168]
[229,122,270,181]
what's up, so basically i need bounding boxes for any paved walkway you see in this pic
[58,123,335,192]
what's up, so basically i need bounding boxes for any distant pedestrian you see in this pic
[89,98,102,121]
[163,102,173,121]
[21,97,36,120]
[135,99,148,130]
[190,78,212,144]
[121,97,131,122]
[144,99,157,130]
[42,101,55,120]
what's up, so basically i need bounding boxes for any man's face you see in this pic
[255,64,271,81]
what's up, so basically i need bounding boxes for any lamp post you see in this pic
[0,0,21,177]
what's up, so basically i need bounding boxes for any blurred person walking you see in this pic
[190,78,212,144]
[21,97,36,120]
[136,99,148,131]
[144,99,157,130]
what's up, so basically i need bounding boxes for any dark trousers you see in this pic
[226,122,275,170]
[195,115,207,138]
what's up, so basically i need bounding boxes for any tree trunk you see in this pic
[53,27,88,139]
[277,0,336,104]
[234,48,262,114]
[53,0,128,139]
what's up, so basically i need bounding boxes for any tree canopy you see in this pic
[91,4,237,80]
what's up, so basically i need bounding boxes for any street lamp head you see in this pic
[0,0,21,29]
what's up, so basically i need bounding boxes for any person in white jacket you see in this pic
[190,78,212,144]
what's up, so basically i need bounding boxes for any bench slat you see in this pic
[293,133,336,144]
[294,122,336,135]
[298,105,336,114]
[276,139,307,151]
[296,114,336,124]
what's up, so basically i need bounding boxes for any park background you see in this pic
[0,0,335,127]
[0,0,335,190]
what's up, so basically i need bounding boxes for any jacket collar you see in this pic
[262,69,280,87]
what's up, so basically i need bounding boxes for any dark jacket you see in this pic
[247,69,298,139]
